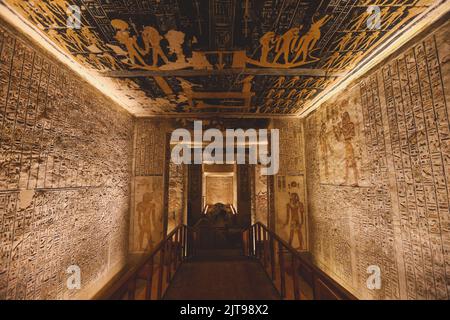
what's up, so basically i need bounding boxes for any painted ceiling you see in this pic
[3,0,438,116]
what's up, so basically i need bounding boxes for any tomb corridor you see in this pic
[0,0,449,301]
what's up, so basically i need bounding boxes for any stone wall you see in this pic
[271,119,308,250]
[0,19,134,299]
[305,20,450,299]
[167,161,185,233]
[253,164,269,225]
[131,119,171,252]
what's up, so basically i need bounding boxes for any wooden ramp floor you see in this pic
[163,253,280,300]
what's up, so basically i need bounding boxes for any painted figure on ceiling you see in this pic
[99,53,121,70]
[273,89,286,99]
[284,76,300,88]
[49,0,69,14]
[249,14,329,68]
[65,28,86,52]
[81,26,108,53]
[273,27,302,64]
[142,26,169,66]
[359,31,380,50]
[273,76,285,88]
[35,0,65,26]
[347,31,368,51]
[111,19,147,66]
[165,30,186,62]
[259,31,277,65]
[47,29,75,53]
[303,77,316,87]
[333,51,358,70]
[286,89,297,99]
[10,0,48,28]
[334,32,353,51]
[322,52,341,70]
[293,15,331,63]
[382,6,407,30]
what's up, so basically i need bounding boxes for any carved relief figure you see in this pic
[248,15,330,68]
[333,111,359,186]
[285,192,304,249]
[134,176,164,251]
[136,192,157,250]
[276,175,307,250]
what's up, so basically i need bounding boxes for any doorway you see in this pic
[202,163,237,213]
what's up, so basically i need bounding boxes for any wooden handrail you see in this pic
[94,224,195,300]
[243,222,357,300]
[95,221,356,300]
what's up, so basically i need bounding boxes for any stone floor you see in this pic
[163,253,280,300]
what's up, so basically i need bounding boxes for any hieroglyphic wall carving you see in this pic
[133,176,164,251]
[168,161,185,233]
[315,95,370,187]
[305,20,450,299]
[131,119,171,252]
[272,119,305,176]
[134,120,167,176]
[254,165,268,225]
[274,175,307,250]
[0,19,134,299]
[271,119,308,249]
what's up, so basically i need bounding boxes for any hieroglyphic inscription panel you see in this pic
[254,165,268,225]
[168,161,185,233]
[305,21,450,300]
[272,118,305,175]
[271,118,308,250]
[134,120,167,176]
[0,20,134,299]
[131,119,170,252]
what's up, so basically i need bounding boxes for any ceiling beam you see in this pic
[134,112,298,119]
[101,68,344,78]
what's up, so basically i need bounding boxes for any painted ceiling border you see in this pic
[0,2,135,116]
[297,0,450,119]
[1,1,448,120]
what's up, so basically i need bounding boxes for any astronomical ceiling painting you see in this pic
[2,0,438,116]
